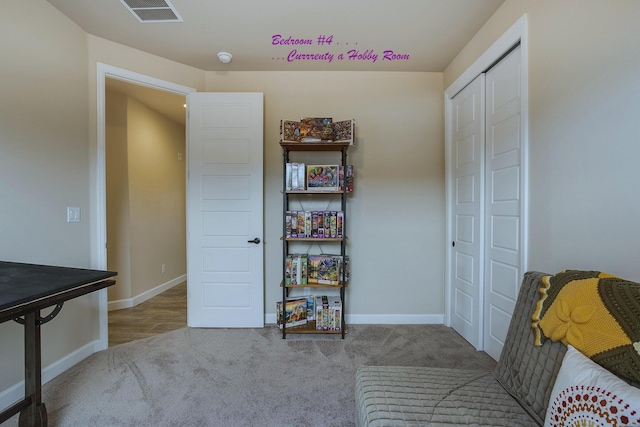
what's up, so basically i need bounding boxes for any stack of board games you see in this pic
[306,165,339,191]
[284,254,349,286]
[285,162,306,190]
[315,295,342,331]
[285,210,344,239]
[307,254,349,285]
[284,163,353,192]
[284,253,308,286]
[276,297,308,329]
[301,295,315,321]
[276,296,316,329]
[339,165,354,192]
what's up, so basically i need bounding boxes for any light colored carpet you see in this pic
[5,324,496,426]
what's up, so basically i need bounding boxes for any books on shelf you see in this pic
[285,210,343,239]
[315,295,342,331]
[280,118,355,144]
[276,297,308,329]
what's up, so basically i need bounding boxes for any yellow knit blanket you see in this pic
[532,270,640,384]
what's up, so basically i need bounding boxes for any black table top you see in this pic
[0,261,117,312]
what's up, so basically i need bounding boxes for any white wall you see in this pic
[0,0,96,399]
[106,91,133,303]
[205,71,445,322]
[106,90,187,307]
[90,52,447,322]
[445,1,640,282]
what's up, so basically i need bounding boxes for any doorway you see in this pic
[96,65,265,344]
[96,63,196,348]
[105,77,188,346]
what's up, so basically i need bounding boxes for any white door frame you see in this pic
[94,63,196,349]
[444,15,529,345]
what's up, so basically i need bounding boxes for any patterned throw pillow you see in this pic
[544,345,640,427]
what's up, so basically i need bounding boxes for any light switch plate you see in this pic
[67,207,81,223]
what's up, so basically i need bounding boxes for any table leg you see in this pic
[19,312,47,427]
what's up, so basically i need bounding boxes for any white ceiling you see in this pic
[47,0,504,72]
[70,0,505,126]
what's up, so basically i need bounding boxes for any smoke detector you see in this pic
[217,52,233,64]
[120,0,183,23]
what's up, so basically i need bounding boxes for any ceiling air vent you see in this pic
[120,0,183,23]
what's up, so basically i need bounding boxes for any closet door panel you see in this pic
[483,46,523,361]
[449,75,485,349]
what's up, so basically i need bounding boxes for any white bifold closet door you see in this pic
[450,45,523,360]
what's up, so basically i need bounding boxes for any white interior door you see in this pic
[187,92,264,328]
[449,75,485,349]
[483,46,523,360]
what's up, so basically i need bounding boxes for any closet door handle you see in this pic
[248,237,261,244]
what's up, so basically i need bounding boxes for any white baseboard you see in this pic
[0,339,101,413]
[347,314,445,324]
[264,313,444,325]
[108,274,186,311]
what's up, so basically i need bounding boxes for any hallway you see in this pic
[108,282,187,346]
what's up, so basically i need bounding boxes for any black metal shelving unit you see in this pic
[280,141,349,339]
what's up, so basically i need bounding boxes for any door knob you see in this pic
[248,237,261,244]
